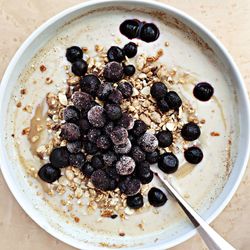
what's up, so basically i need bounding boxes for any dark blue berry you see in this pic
[87,128,102,143]
[110,126,128,145]
[158,152,179,174]
[78,119,90,134]
[123,42,138,58]
[165,91,182,110]
[66,46,83,63]
[150,82,168,100]
[87,106,107,128]
[157,99,170,112]
[60,123,81,142]
[103,62,123,82]
[80,74,101,97]
[123,65,136,76]
[63,106,80,123]
[148,187,167,207]
[181,122,201,141]
[91,154,104,169]
[117,113,134,130]
[146,150,159,164]
[119,177,141,196]
[105,104,122,121]
[91,169,110,191]
[193,82,214,101]
[131,120,148,137]
[103,121,114,135]
[137,161,154,184]
[103,151,118,167]
[130,146,146,163]
[97,83,113,101]
[71,59,88,76]
[49,147,70,168]
[117,82,133,98]
[127,193,144,209]
[107,46,125,62]
[72,91,93,112]
[84,141,98,155]
[81,162,94,177]
[120,19,140,39]
[96,134,112,151]
[156,130,173,147]
[184,146,203,164]
[108,89,123,104]
[67,141,82,154]
[140,23,160,43]
[69,152,85,168]
[38,163,61,183]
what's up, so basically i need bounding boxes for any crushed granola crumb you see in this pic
[210,131,220,136]
[40,65,47,72]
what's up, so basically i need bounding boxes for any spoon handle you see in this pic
[157,173,235,250]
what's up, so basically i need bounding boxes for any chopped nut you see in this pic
[210,131,220,136]
[150,112,161,124]
[136,54,146,70]
[74,216,80,223]
[31,135,39,143]
[141,86,150,96]
[67,76,80,86]
[101,209,113,217]
[16,101,22,108]
[22,127,30,135]
[75,187,83,199]
[23,105,33,113]
[59,176,69,186]
[58,93,68,106]
[140,114,151,126]
[132,88,139,96]
[45,77,53,84]
[65,169,74,181]
[124,207,134,215]
[40,65,47,72]
[20,89,27,95]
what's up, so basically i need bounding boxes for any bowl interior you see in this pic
[0,1,249,249]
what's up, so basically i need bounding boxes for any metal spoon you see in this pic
[154,170,236,250]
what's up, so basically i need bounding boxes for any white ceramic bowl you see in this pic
[0,1,249,249]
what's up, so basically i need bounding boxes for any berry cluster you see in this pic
[120,19,160,43]
[38,42,205,210]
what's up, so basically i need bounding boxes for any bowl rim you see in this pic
[0,0,249,249]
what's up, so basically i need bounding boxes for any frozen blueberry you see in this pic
[71,59,88,76]
[193,82,214,101]
[117,113,134,130]
[106,166,120,179]
[116,156,136,175]
[69,152,85,168]
[103,62,123,82]
[146,150,159,164]
[103,121,114,135]
[156,130,173,147]
[38,163,61,183]
[105,104,122,121]
[119,177,141,196]
[49,147,70,168]
[97,82,113,101]
[184,146,203,164]
[66,141,82,154]
[108,179,118,191]
[131,120,148,137]
[117,82,133,98]
[72,91,93,111]
[87,106,107,128]
[103,151,118,167]
[110,126,128,145]
[107,46,125,62]
[87,128,102,143]
[128,134,137,145]
[123,65,136,76]
[60,123,81,142]
[150,82,168,100]
[114,139,132,154]
[63,106,80,123]
[140,23,160,43]
[80,74,101,96]
[108,89,123,104]
[165,91,182,110]
[81,161,94,177]
[91,154,104,169]
[91,169,110,191]
[127,193,144,209]
[66,46,83,63]
[136,161,154,184]
[84,141,98,155]
[120,19,140,39]
[148,187,167,207]
[123,42,138,58]
[96,134,112,151]
[158,152,179,174]
[78,119,90,134]
[157,99,170,112]
[181,122,201,141]
[130,146,146,162]
[138,132,158,153]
